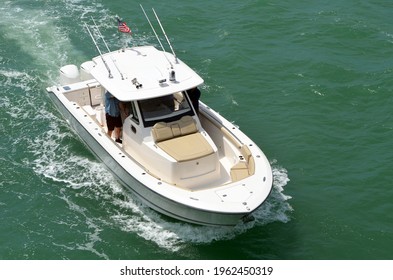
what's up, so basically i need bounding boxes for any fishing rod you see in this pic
[90,17,124,80]
[152,8,178,64]
[140,5,166,53]
[90,17,111,52]
[140,4,173,68]
[84,23,113,79]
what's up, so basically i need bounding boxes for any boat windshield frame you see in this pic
[138,92,195,127]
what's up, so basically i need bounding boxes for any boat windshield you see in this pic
[138,92,194,127]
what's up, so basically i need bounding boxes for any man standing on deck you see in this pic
[105,91,122,144]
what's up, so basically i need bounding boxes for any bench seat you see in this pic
[152,115,215,162]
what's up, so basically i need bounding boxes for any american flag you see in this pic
[117,18,131,34]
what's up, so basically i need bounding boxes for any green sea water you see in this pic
[1,0,393,260]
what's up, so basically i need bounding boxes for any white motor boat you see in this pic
[46,10,273,226]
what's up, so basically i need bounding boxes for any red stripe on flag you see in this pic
[118,21,131,34]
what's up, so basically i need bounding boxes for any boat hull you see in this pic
[47,89,254,226]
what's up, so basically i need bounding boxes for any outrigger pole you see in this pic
[90,17,124,80]
[140,4,177,81]
[140,4,173,68]
[152,8,178,64]
[90,17,111,52]
[84,23,113,79]
[140,5,165,54]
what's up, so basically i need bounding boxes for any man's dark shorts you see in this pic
[106,113,122,131]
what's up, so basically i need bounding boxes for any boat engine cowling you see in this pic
[59,64,80,85]
[80,61,95,81]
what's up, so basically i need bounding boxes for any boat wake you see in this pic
[30,124,292,253]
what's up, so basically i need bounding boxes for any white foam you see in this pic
[0,69,35,92]
[29,122,114,190]
[27,118,117,260]
[2,11,68,71]
[251,161,293,225]
[1,1,114,85]
[52,188,110,260]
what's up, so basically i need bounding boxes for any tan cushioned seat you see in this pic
[152,115,198,143]
[157,133,214,162]
[230,162,249,181]
[230,145,255,181]
[178,115,198,135]
[152,116,214,162]
[151,122,174,142]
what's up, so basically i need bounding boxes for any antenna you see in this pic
[152,8,178,64]
[90,18,124,80]
[84,23,113,79]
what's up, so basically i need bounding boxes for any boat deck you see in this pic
[79,102,243,190]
